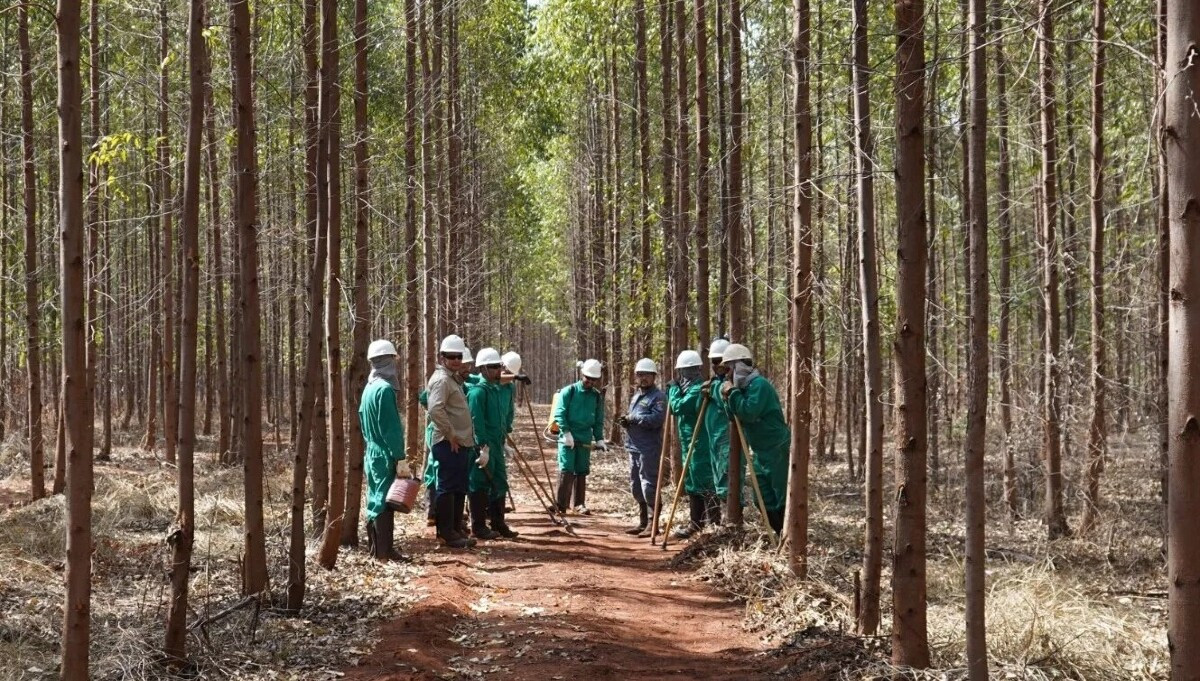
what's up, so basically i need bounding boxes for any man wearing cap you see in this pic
[619,358,666,536]
[425,335,478,548]
[719,343,790,534]
[360,339,409,560]
[667,349,718,539]
[553,358,607,514]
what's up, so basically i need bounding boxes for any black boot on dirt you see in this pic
[625,502,649,535]
[366,518,378,556]
[453,493,476,545]
[555,473,576,515]
[766,508,784,535]
[425,487,437,528]
[573,475,591,515]
[705,493,723,527]
[375,511,408,562]
[673,495,705,540]
[436,494,473,549]
[470,492,500,540]
[489,499,520,539]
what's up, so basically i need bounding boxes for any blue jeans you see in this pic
[432,439,470,497]
[629,446,660,507]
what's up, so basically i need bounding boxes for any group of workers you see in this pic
[357,332,790,561]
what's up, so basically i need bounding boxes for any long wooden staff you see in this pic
[659,395,711,549]
[507,436,576,533]
[647,409,674,543]
[522,383,557,491]
[733,415,780,542]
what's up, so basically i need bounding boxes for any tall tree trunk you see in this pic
[994,0,1016,520]
[892,0,929,667]
[672,0,689,355]
[317,0,347,571]
[850,0,882,637]
[1038,0,1068,540]
[159,0,178,465]
[1156,0,1169,520]
[694,0,711,350]
[659,0,676,361]
[342,0,371,548]
[635,0,652,341]
[963,0,989,675]
[165,0,206,660]
[230,0,268,595]
[57,0,92,672]
[86,0,102,462]
[725,0,747,526]
[402,0,420,470]
[1080,0,1106,536]
[785,0,812,580]
[18,0,44,502]
[1164,0,1200,672]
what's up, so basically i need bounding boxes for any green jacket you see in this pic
[724,374,790,512]
[668,381,714,494]
[497,382,517,435]
[359,379,406,521]
[554,381,605,444]
[466,377,505,450]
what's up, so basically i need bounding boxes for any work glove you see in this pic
[395,460,414,478]
[618,415,631,428]
[517,373,532,385]
[593,440,609,452]
[562,431,576,449]
[504,445,515,459]
[477,445,490,468]
[720,380,735,399]
[700,379,713,392]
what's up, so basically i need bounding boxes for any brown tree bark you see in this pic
[659,0,676,362]
[229,0,268,595]
[1157,0,1169,516]
[963,0,989,675]
[317,0,347,570]
[635,0,652,340]
[57,0,92,672]
[1164,0,1200,672]
[18,0,44,501]
[86,0,103,462]
[785,0,812,580]
[1038,0,1069,540]
[672,0,690,355]
[725,0,747,526]
[165,0,207,660]
[1080,0,1106,536]
[850,0,882,637]
[891,0,929,667]
[342,0,372,548]
[402,0,420,468]
[158,0,178,465]
[994,0,1016,520]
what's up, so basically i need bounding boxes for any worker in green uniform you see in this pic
[553,358,607,514]
[359,339,410,561]
[719,343,790,534]
[667,349,718,539]
[704,337,732,522]
[465,348,518,539]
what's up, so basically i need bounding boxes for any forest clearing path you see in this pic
[343,402,813,680]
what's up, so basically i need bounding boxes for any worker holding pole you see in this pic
[553,358,607,514]
[718,343,790,534]
[667,350,718,539]
[618,358,666,537]
[704,338,733,509]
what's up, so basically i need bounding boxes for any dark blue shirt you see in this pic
[626,385,666,456]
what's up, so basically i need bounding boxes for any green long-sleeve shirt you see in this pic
[554,381,605,443]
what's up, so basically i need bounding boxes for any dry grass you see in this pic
[0,439,424,681]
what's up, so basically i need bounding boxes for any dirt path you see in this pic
[344,403,808,680]
[344,508,798,680]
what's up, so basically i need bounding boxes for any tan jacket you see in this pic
[426,366,476,446]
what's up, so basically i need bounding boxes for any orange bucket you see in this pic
[386,477,421,513]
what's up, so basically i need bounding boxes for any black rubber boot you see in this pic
[374,510,406,561]
[489,498,519,539]
[555,472,576,514]
[766,508,784,535]
[366,518,378,556]
[470,492,500,539]
[625,502,649,535]
[436,494,472,548]
[573,475,590,515]
[705,493,723,526]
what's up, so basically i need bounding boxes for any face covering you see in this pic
[731,361,760,390]
[369,355,401,391]
[677,366,703,389]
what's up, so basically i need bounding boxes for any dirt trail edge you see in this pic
[343,509,803,680]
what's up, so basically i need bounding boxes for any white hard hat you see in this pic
[476,347,502,366]
[721,343,752,363]
[440,334,467,354]
[580,358,603,379]
[462,347,474,364]
[634,358,658,374]
[675,350,702,369]
[708,337,731,358]
[502,351,522,374]
[367,339,397,359]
